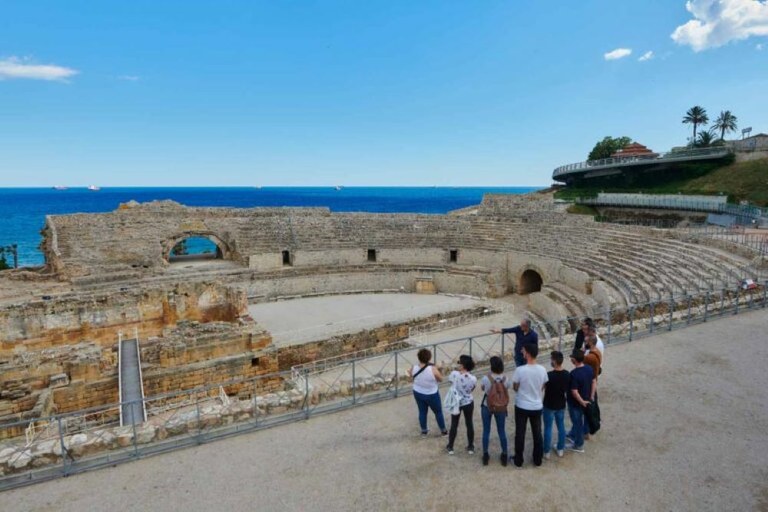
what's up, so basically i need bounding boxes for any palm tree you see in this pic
[695,131,715,148]
[683,106,709,143]
[712,110,738,140]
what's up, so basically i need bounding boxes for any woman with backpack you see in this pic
[445,354,477,455]
[407,348,448,437]
[480,356,511,466]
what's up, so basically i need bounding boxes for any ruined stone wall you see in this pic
[244,267,496,302]
[0,282,246,354]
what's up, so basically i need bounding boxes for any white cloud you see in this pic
[0,56,78,82]
[671,0,768,51]
[604,48,632,60]
[638,50,655,61]
[118,75,140,81]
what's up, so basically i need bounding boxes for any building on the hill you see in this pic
[728,133,768,152]
[610,142,659,159]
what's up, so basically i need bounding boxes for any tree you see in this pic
[588,136,632,161]
[682,106,709,142]
[695,130,715,148]
[712,110,738,140]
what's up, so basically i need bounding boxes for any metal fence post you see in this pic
[195,394,202,442]
[764,281,768,308]
[686,295,692,325]
[704,291,709,322]
[734,286,739,315]
[468,337,473,359]
[394,351,399,397]
[720,288,725,317]
[352,360,357,405]
[557,321,563,353]
[628,307,634,342]
[57,416,69,476]
[253,381,259,426]
[304,372,310,419]
[131,406,139,456]
[649,301,655,334]
[607,308,612,344]
[668,296,674,331]
[500,334,505,359]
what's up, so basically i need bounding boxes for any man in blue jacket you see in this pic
[491,318,538,367]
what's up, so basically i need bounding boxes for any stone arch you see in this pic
[162,232,233,264]
[518,268,544,295]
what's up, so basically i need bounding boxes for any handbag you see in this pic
[443,381,461,416]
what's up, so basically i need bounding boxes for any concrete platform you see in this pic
[5,309,767,511]
[247,293,488,347]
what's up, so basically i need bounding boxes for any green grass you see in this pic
[554,157,768,206]
[678,158,768,205]
[566,204,599,215]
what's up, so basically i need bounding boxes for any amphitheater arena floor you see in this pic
[247,293,487,346]
[3,309,768,512]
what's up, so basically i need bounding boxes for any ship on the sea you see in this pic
[87,185,101,191]
[52,186,68,190]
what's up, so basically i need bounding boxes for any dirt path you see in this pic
[3,309,768,512]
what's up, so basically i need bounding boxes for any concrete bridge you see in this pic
[552,147,732,184]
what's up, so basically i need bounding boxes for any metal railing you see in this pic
[1,283,766,491]
[579,194,767,223]
[552,147,732,179]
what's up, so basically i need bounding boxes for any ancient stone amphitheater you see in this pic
[0,192,765,483]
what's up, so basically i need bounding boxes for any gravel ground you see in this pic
[3,309,768,512]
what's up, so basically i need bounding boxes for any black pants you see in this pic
[513,406,543,467]
[447,402,474,450]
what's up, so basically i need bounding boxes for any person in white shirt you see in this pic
[511,343,549,468]
[445,355,477,455]
[407,348,447,436]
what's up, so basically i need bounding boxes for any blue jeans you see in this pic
[481,405,508,455]
[543,407,566,452]
[567,402,586,448]
[413,390,446,433]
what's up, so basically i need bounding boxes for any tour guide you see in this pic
[491,318,539,367]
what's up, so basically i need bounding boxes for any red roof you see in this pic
[611,142,658,158]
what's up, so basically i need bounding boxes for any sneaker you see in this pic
[441,430,449,437]
[467,446,475,455]
[543,451,551,461]
[482,453,489,466]
[446,447,455,455]
[500,453,508,467]
[421,431,429,438]
[567,445,585,453]
[557,449,564,457]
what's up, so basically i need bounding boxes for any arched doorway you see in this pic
[163,234,231,264]
[518,269,543,295]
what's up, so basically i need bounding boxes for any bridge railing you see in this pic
[1,283,766,491]
[553,146,732,178]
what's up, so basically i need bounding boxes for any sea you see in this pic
[0,186,540,267]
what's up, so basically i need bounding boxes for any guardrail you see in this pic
[1,283,766,491]
[553,147,731,179]
[579,195,767,223]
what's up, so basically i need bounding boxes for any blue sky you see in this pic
[1,0,766,187]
